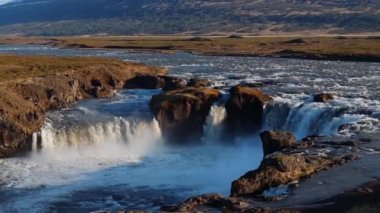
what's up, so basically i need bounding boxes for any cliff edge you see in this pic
[0,54,166,158]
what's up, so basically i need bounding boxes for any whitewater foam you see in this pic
[264,95,380,139]
[203,104,227,143]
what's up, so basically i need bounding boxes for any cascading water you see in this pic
[263,96,379,139]
[34,117,162,153]
[203,104,227,142]
[0,45,379,212]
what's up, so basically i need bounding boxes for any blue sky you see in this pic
[0,0,12,5]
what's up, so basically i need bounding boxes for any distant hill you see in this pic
[0,0,379,35]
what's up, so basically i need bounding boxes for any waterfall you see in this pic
[203,104,227,142]
[33,117,163,155]
[263,96,373,139]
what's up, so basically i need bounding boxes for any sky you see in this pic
[0,0,13,5]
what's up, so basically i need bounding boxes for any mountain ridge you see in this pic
[0,0,379,36]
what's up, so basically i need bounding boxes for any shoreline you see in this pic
[0,49,379,212]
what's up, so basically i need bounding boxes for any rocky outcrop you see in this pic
[161,194,255,212]
[260,131,296,156]
[0,56,166,158]
[160,134,365,212]
[225,86,272,134]
[187,78,211,88]
[314,93,334,102]
[124,75,187,91]
[149,88,221,143]
[162,76,187,91]
[231,136,359,197]
[124,74,165,89]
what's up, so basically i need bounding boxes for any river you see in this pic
[0,45,379,212]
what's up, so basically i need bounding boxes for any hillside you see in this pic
[0,0,379,35]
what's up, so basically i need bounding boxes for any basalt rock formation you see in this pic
[314,93,335,102]
[124,74,165,89]
[231,135,359,197]
[162,76,188,91]
[225,86,272,135]
[149,88,221,143]
[0,55,166,158]
[260,130,296,156]
[187,78,211,88]
[124,75,189,91]
[163,135,363,212]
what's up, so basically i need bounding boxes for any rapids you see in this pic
[0,45,379,212]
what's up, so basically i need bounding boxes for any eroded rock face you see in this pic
[124,74,165,89]
[187,78,211,88]
[149,88,221,143]
[314,93,334,102]
[230,136,359,197]
[0,63,166,158]
[225,86,272,134]
[124,75,188,92]
[260,131,296,156]
[162,76,187,91]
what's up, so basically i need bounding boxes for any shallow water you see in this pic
[0,45,379,212]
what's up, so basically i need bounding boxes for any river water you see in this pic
[0,45,379,212]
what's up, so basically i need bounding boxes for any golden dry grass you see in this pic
[0,54,163,82]
[0,36,379,60]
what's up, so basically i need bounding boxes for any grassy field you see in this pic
[0,54,161,82]
[0,36,380,61]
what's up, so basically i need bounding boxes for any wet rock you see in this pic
[231,152,346,197]
[162,76,187,91]
[124,74,165,89]
[89,87,115,98]
[149,88,221,143]
[239,82,265,88]
[260,131,296,156]
[231,135,361,197]
[225,86,272,134]
[314,93,334,102]
[240,80,278,88]
[187,78,211,88]
[161,193,251,212]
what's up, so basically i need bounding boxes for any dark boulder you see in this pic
[260,131,296,156]
[231,135,359,197]
[225,86,272,134]
[187,78,211,88]
[314,93,334,102]
[162,76,187,91]
[239,80,278,88]
[149,88,221,143]
[161,193,250,212]
[124,74,165,89]
[231,152,346,197]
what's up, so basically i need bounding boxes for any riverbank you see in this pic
[0,36,380,62]
[0,46,379,212]
[0,54,166,158]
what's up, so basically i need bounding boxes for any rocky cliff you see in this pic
[0,55,166,158]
